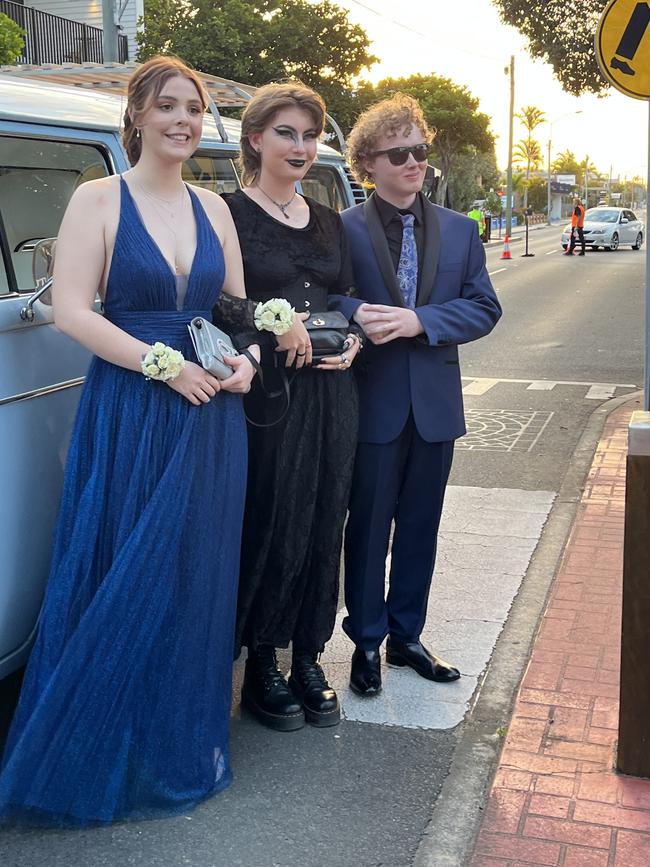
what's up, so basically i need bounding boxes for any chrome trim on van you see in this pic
[0,376,84,407]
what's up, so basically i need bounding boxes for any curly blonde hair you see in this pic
[347,93,434,184]
[239,82,326,187]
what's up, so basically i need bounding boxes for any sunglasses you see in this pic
[368,143,430,166]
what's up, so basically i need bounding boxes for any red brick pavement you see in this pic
[471,404,650,867]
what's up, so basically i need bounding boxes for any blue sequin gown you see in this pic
[0,178,247,826]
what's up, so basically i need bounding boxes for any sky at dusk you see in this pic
[324,0,649,182]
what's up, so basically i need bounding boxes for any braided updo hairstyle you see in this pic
[122,56,208,166]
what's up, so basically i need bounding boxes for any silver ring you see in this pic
[341,353,348,364]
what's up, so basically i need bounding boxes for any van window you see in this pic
[182,155,240,194]
[0,136,110,292]
[301,164,347,212]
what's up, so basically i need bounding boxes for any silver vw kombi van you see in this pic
[0,65,366,680]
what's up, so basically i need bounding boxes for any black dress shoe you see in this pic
[241,645,305,731]
[289,650,340,727]
[386,638,460,683]
[349,647,382,697]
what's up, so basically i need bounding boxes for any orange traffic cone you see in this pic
[500,235,512,260]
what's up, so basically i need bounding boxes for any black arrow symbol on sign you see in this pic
[611,1,650,75]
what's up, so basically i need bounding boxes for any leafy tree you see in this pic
[526,176,548,213]
[447,147,499,212]
[0,12,24,65]
[485,189,502,216]
[138,0,377,132]
[371,73,494,206]
[491,0,608,95]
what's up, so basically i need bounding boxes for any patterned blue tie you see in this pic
[397,213,417,308]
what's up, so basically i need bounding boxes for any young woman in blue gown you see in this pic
[0,56,258,827]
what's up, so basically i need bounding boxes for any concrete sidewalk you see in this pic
[470,400,650,867]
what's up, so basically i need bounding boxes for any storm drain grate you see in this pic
[457,410,554,452]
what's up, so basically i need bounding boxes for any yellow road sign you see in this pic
[596,0,650,99]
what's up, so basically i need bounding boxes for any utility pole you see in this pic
[584,154,589,205]
[101,0,119,63]
[505,55,515,237]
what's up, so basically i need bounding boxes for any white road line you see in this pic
[461,376,637,389]
[585,384,617,400]
[545,249,557,255]
[488,267,507,276]
[527,381,557,391]
[462,378,500,396]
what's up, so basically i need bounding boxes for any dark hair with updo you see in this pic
[122,56,208,166]
[239,82,326,187]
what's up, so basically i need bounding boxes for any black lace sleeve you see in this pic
[212,294,266,351]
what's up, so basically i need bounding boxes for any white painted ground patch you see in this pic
[321,486,555,730]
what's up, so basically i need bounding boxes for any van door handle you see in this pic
[20,277,53,322]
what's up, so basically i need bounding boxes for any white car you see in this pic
[561,207,644,252]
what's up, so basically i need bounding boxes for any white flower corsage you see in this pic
[254,298,296,336]
[141,342,185,381]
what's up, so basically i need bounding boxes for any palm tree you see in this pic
[516,105,546,137]
[515,105,546,207]
[514,139,543,174]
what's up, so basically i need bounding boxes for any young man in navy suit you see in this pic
[332,94,502,696]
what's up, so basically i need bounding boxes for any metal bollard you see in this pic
[618,410,650,777]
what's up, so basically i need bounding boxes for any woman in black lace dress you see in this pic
[216,83,361,731]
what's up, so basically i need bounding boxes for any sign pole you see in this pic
[643,100,650,412]
[596,0,650,776]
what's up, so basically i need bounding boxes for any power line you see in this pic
[345,0,505,63]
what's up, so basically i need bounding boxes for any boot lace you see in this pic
[293,654,329,690]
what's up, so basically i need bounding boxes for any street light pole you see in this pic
[546,110,582,227]
[505,55,515,238]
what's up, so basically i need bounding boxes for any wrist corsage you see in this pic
[254,298,295,336]
[141,342,185,381]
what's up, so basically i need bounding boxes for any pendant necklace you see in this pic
[257,185,296,220]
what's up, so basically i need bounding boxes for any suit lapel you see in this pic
[363,194,405,308]
[417,197,441,306]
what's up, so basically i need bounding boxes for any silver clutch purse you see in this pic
[187,316,238,380]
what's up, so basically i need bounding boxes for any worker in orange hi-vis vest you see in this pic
[566,197,586,256]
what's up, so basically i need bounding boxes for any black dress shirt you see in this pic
[374,192,425,276]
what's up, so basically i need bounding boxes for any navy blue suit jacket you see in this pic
[332,193,502,444]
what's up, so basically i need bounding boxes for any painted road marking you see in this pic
[545,249,557,255]
[462,378,501,396]
[585,383,617,400]
[488,267,507,276]
[527,380,556,390]
[321,486,555,730]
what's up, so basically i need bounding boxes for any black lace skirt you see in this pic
[234,364,358,656]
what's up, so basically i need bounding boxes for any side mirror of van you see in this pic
[32,238,56,306]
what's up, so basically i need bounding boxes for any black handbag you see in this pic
[305,311,349,362]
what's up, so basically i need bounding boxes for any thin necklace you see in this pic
[134,178,186,219]
[133,180,189,273]
[256,185,296,220]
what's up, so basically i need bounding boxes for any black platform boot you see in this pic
[289,649,340,727]
[241,645,305,732]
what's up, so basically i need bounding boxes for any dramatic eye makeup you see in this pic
[272,125,318,143]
